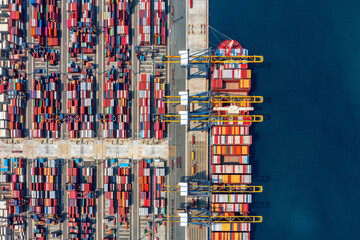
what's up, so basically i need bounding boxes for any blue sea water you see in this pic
[210,0,360,239]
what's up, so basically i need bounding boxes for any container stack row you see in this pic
[153,77,166,139]
[79,68,95,138]
[44,0,59,46]
[3,0,26,138]
[138,0,151,45]
[80,0,95,54]
[30,0,46,45]
[0,0,12,81]
[139,160,151,216]
[30,158,47,239]
[116,164,131,227]
[153,167,165,218]
[210,41,256,238]
[139,73,150,138]
[31,0,59,46]
[116,68,130,138]
[67,0,80,56]
[79,167,95,239]
[104,160,116,214]
[66,77,80,138]
[6,158,25,215]
[0,71,26,138]
[43,159,60,221]
[30,73,61,138]
[9,0,24,45]
[153,0,166,45]
[67,160,80,239]
[104,0,115,61]
[103,67,116,138]
[116,0,130,63]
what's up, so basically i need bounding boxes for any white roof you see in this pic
[179,212,188,227]
[179,182,188,196]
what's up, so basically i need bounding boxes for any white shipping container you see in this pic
[211,223,251,232]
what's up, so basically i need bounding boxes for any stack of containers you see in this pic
[7,158,25,215]
[80,0,95,54]
[0,77,10,138]
[67,75,80,139]
[104,160,116,214]
[30,159,44,217]
[138,0,150,45]
[67,160,80,239]
[139,74,150,138]
[117,0,129,61]
[116,68,130,138]
[139,160,150,215]
[211,226,250,240]
[212,49,251,92]
[1,72,26,138]
[103,67,116,138]
[153,0,166,45]
[44,159,59,220]
[104,0,116,61]
[79,69,95,138]
[9,0,24,45]
[115,0,130,139]
[30,0,45,45]
[210,41,254,238]
[67,0,78,29]
[80,167,94,238]
[30,73,61,139]
[117,164,131,226]
[45,0,59,46]
[80,167,94,216]
[153,78,166,139]
[67,0,80,57]
[153,167,165,218]
[68,61,80,73]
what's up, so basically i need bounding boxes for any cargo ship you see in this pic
[210,40,254,240]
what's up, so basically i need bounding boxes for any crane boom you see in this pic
[163,55,264,63]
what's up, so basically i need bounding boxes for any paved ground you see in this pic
[166,0,188,240]
[1,0,212,239]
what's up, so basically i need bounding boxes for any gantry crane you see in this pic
[162,48,263,79]
[162,181,263,197]
[164,214,263,227]
[155,91,263,131]
[162,181,263,227]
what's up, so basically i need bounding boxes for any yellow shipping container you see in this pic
[242,146,249,154]
[247,70,252,78]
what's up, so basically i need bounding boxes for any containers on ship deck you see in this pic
[211,232,250,240]
[212,194,252,203]
[211,223,251,232]
[211,203,249,213]
[211,165,251,174]
[212,126,249,136]
[212,145,249,155]
[212,135,252,145]
[211,174,251,184]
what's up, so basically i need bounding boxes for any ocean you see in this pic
[210,0,360,239]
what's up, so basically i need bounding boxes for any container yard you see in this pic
[0,0,265,240]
